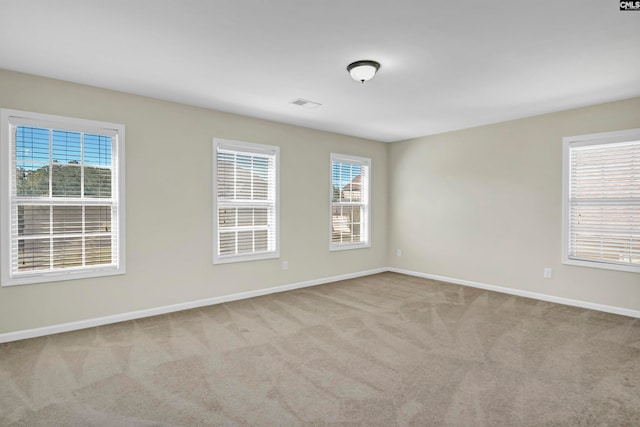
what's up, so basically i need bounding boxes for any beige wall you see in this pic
[389,97,640,311]
[0,69,388,333]
[1,68,638,336]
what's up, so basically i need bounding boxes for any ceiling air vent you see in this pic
[290,98,322,109]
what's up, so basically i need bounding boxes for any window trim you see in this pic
[329,153,371,251]
[562,128,640,274]
[212,138,280,264]
[0,109,126,286]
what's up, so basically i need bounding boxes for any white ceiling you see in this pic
[1,1,639,142]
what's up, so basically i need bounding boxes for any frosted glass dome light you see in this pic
[347,60,381,83]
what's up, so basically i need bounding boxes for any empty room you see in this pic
[1,1,639,425]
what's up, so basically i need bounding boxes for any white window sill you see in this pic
[213,251,279,265]
[2,266,126,287]
[563,257,640,274]
[329,243,371,252]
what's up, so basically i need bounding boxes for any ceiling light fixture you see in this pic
[347,60,380,84]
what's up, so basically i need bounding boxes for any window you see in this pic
[562,128,640,273]
[330,153,370,250]
[1,109,125,286]
[213,138,279,264]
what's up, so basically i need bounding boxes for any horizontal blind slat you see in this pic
[10,122,118,277]
[568,137,639,266]
[331,157,369,246]
[216,142,277,258]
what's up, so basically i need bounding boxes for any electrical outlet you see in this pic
[397,249,402,257]
[543,267,552,279]
[282,261,288,271]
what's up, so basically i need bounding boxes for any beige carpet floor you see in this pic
[1,272,639,426]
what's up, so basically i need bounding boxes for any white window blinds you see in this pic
[564,129,640,273]
[1,109,125,286]
[213,139,279,264]
[330,153,370,250]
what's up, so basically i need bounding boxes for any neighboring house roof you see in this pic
[342,175,361,192]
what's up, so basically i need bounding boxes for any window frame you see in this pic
[212,138,280,264]
[329,153,371,251]
[562,128,640,274]
[0,109,126,286]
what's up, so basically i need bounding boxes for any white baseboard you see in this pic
[388,267,640,319]
[0,268,386,343]
[2,266,638,343]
